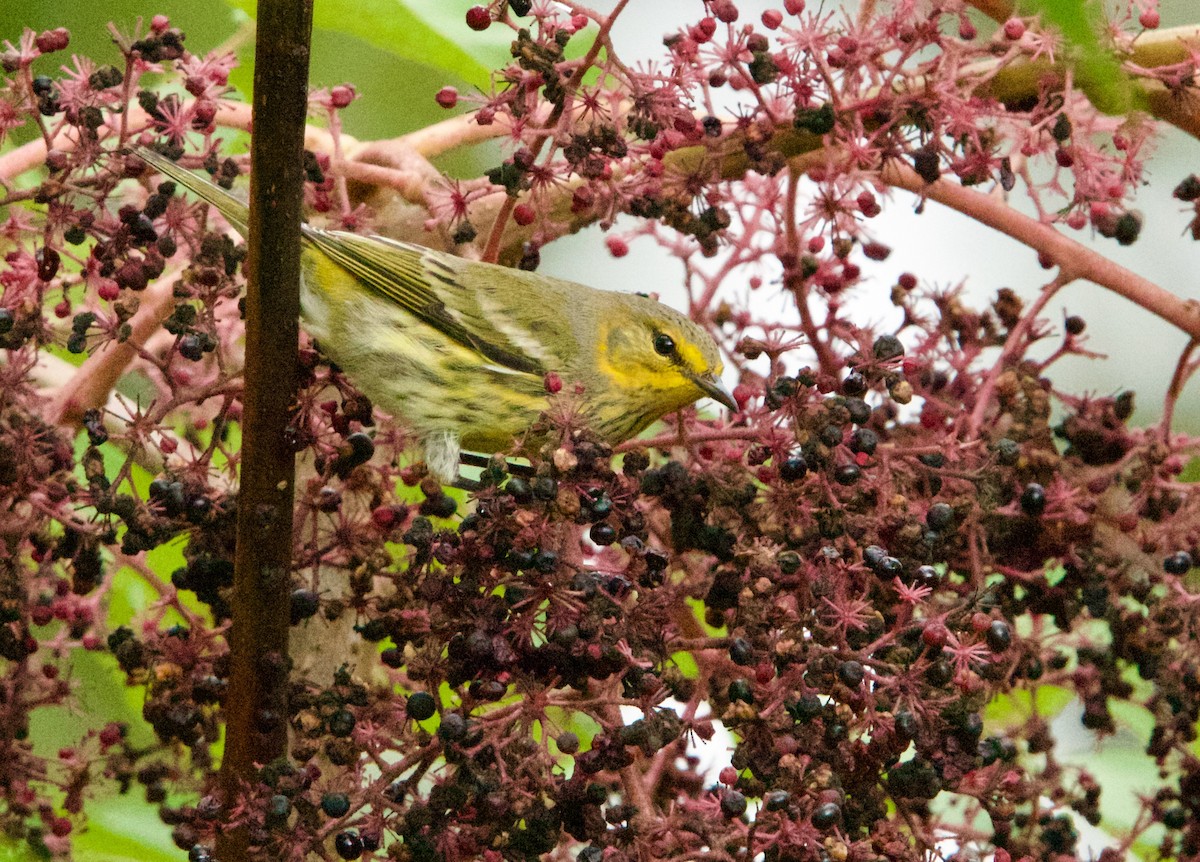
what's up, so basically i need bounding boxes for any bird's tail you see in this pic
[132,146,251,236]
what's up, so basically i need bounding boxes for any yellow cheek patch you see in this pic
[675,338,708,377]
[595,322,645,392]
[596,320,697,397]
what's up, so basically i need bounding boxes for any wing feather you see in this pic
[303,230,547,376]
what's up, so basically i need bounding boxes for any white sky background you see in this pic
[538,0,1200,432]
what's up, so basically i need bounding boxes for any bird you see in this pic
[132,146,736,483]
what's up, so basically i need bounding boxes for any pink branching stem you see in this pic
[878,160,1200,340]
[480,0,632,265]
[1160,338,1200,442]
[42,269,181,429]
[965,272,1068,441]
[615,424,772,452]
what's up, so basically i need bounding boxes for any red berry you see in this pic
[922,623,950,648]
[570,186,595,214]
[862,241,890,261]
[958,18,977,40]
[544,371,563,394]
[372,505,397,529]
[329,85,355,108]
[35,28,70,54]
[1139,9,1159,29]
[435,86,458,109]
[732,383,755,409]
[712,0,739,23]
[719,765,738,785]
[897,272,917,291]
[99,723,123,747]
[512,203,535,226]
[466,5,492,31]
[151,14,170,31]
[605,236,629,258]
[784,0,805,13]
[696,17,717,38]
[1003,18,1025,40]
[761,9,783,29]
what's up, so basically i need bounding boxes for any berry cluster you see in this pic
[3,0,1200,860]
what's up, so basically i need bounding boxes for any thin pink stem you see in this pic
[879,160,1200,339]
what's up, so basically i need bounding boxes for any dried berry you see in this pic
[720,789,747,818]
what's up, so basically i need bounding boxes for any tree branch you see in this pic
[216,0,312,857]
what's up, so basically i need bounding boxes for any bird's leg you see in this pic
[458,452,535,478]
[452,475,483,492]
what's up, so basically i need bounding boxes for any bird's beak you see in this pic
[691,371,738,413]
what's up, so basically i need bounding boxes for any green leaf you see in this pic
[221,0,494,86]
[984,684,1074,726]
[1019,0,1143,115]
[73,793,180,862]
[404,1,522,74]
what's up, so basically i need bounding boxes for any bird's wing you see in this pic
[304,231,556,376]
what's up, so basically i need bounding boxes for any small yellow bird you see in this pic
[134,147,735,482]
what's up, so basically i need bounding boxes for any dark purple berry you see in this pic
[812,802,842,829]
[841,372,866,396]
[178,333,204,361]
[290,589,319,624]
[1164,551,1193,575]
[779,455,807,481]
[728,678,754,703]
[333,831,363,860]
[1020,482,1046,516]
[834,464,861,485]
[849,427,878,456]
[837,660,864,687]
[720,789,747,818]
[406,691,436,721]
[556,731,579,754]
[438,711,467,741]
[589,522,616,545]
[925,503,954,531]
[763,790,790,811]
[321,793,351,818]
[986,620,1012,652]
[872,334,904,360]
[1174,174,1200,202]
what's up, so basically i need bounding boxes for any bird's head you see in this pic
[593,296,736,422]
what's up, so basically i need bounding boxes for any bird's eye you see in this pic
[653,333,676,356]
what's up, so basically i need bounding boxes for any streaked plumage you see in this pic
[134,147,735,481]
